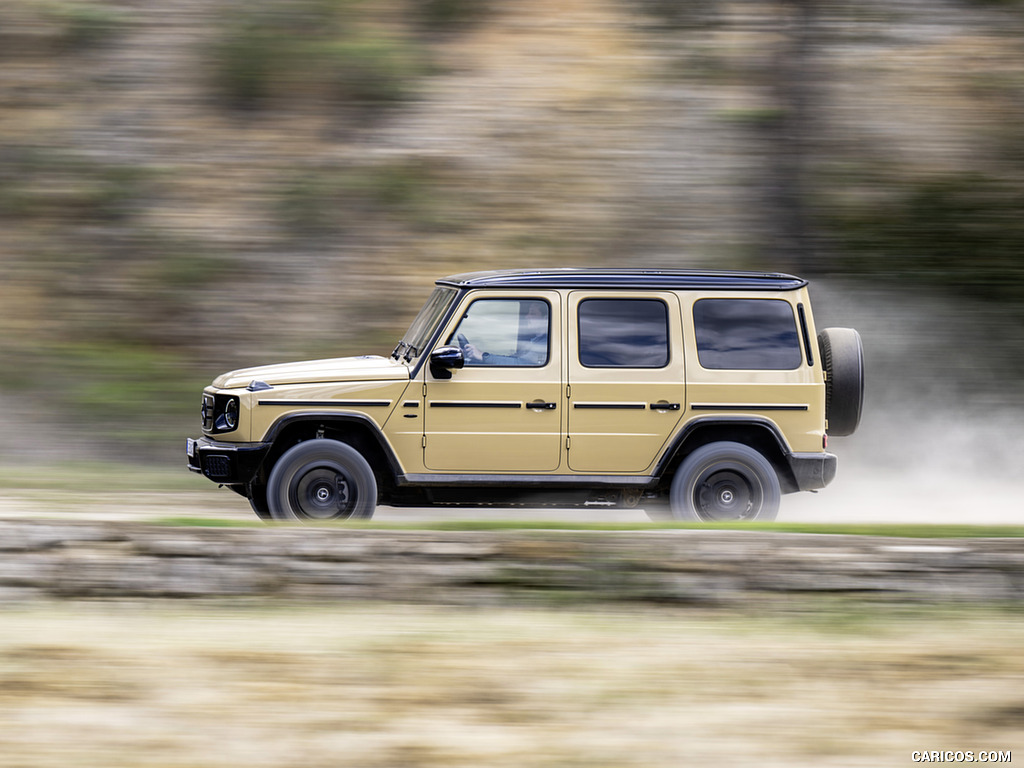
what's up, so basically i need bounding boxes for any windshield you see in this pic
[392,287,458,362]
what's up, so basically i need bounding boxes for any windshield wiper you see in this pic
[403,345,419,362]
[391,342,408,360]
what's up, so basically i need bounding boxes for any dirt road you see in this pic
[0,469,1020,525]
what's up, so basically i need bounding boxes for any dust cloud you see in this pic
[785,280,1024,525]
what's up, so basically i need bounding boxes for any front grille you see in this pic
[203,454,232,479]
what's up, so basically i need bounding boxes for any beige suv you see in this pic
[187,269,863,522]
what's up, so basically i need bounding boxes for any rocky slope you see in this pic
[2,0,1023,456]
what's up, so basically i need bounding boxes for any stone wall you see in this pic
[1,521,1022,605]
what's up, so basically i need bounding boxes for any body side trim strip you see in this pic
[258,400,392,407]
[573,402,647,410]
[690,404,808,412]
[430,401,522,409]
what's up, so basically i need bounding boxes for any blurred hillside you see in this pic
[3,0,1024,461]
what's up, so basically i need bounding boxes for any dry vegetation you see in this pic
[0,601,1021,767]
[4,0,1024,458]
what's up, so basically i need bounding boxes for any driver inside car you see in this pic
[457,301,548,366]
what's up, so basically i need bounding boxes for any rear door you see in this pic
[566,292,685,473]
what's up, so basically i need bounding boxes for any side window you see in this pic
[578,299,669,368]
[446,298,549,367]
[693,299,802,370]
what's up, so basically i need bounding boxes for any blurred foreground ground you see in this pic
[0,602,1020,767]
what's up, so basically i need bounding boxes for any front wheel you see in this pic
[267,440,377,522]
[670,442,780,522]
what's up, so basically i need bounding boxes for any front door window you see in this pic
[446,299,550,367]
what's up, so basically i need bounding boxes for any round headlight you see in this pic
[223,398,239,430]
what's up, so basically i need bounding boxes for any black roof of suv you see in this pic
[437,269,808,291]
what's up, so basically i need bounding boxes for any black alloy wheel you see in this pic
[267,440,377,522]
[670,441,781,522]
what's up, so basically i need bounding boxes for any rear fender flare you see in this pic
[655,416,794,489]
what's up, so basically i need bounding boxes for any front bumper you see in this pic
[186,437,272,485]
[786,451,838,492]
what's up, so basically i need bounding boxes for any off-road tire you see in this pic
[818,327,864,437]
[670,441,781,522]
[267,440,377,522]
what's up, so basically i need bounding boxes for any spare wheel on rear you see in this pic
[817,327,864,437]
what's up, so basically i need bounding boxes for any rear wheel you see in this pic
[670,442,780,522]
[267,440,377,522]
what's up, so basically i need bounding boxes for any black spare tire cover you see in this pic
[817,327,864,437]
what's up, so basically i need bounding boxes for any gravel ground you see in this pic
[0,471,1021,525]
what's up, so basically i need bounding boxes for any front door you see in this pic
[423,291,562,472]
[566,291,685,473]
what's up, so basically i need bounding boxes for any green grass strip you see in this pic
[148,518,1024,538]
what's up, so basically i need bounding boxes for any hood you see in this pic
[213,355,409,389]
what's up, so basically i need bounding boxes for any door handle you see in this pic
[529,401,558,411]
[650,402,681,411]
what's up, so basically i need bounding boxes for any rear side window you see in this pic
[693,299,801,370]
[579,299,669,368]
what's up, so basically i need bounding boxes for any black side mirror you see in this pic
[429,345,465,379]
